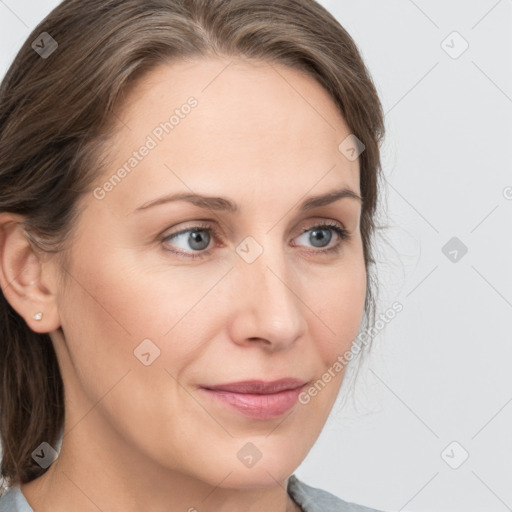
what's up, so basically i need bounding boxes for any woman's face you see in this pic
[48,57,366,488]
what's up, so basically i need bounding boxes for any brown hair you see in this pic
[0,0,385,488]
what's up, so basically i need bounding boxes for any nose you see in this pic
[227,242,308,351]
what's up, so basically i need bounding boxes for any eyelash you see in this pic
[161,221,350,260]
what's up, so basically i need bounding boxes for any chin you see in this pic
[218,464,298,490]
[197,439,308,490]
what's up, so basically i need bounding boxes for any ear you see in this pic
[0,213,61,334]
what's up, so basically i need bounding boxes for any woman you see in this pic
[0,0,387,510]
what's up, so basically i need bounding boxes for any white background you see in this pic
[1,1,511,511]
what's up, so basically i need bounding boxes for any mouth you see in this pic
[199,378,307,420]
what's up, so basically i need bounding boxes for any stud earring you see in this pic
[32,312,43,321]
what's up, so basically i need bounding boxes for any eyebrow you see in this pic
[134,187,362,214]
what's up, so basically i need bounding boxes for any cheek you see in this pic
[307,257,367,359]
[56,246,217,448]
[59,244,227,378]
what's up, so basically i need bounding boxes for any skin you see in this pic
[0,57,366,512]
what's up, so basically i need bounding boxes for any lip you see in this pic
[199,378,307,420]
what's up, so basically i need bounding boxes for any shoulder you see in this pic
[0,486,33,512]
[287,474,388,512]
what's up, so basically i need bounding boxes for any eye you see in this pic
[293,221,350,255]
[161,220,350,259]
[162,222,215,259]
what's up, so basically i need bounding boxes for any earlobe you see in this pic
[0,213,61,334]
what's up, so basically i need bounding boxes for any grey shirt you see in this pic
[0,474,387,511]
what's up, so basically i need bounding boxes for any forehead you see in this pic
[95,57,360,214]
